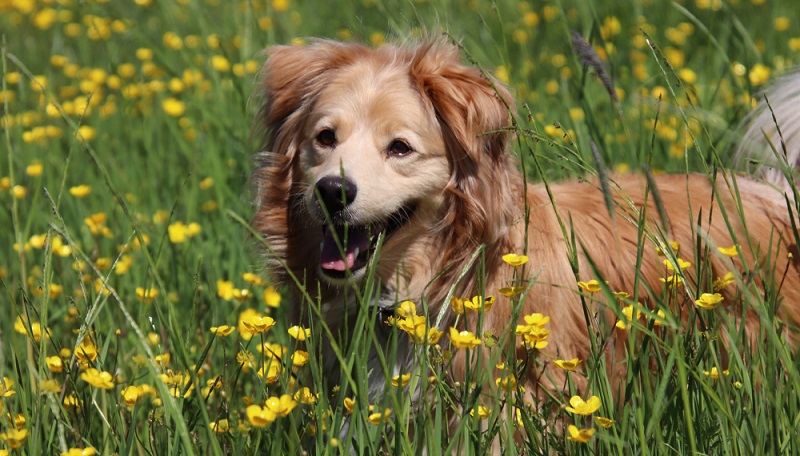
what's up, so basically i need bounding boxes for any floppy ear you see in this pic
[251,42,366,281]
[409,41,517,246]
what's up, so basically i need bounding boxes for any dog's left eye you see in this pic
[388,140,412,157]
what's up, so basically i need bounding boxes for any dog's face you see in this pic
[299,61,451,281]
[253,40,515,288]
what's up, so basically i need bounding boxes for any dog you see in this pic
[250,38,800,417]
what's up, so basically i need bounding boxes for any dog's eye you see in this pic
[316,129,336,148]
[388,140,412,157]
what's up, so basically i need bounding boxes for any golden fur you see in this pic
[251,39,800,399]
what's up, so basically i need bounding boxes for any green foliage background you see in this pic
[1,0,799,454]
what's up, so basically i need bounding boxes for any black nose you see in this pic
[315,176,357,214]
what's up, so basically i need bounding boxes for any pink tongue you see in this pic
[320,226,371,272]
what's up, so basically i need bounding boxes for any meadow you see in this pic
[1,0,800,454]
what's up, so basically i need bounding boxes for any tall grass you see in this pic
[1,0,799,454]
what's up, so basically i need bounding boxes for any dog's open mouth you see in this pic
[318,205,415,279]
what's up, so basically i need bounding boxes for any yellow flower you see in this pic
[241,315,276,336]
[75,125,96,141]
[577,279,602,293]
[554,358,582,371]
[46,356,64,373]
[199,177,214,189]
[450,297,465,314]
[242,272,265,285]
[69,185,91,198]
[75,337,98,363]
[517,324,550,349]
[703,367,730,379]
[615,304,642,330]
[564,395,601,415]
[287,325,311,341]
[263,286,281,308]
[567,425,595,443]
[448,327,482,349]
[11,185,27,199]
[136,287,159,303]
[209,419,229,433]
[594,416,615,428]
[210,55,230,72]
[522,313,550,326]
[121,385,142,407]
[247,404,277,427]
[656,240,680,256]
[272,0,290,12]
[294,386,317,405]
[713,272,736,291]
[470,405,492,419]
[80,368,115,389]
[0,377,16,397]
[660,274,684,287]
[217,280,234,301]
[168,221,190,243]
[0,428,29,449]
[717,245,739,257]
[391,373,411,387]
[464,295,495,313]
[396,300,417,318]
[291,350,309,367]
[502,253,529,267]
[662,258,691,272]
[367,408,391,425]
[343,397,355,414]
[39,379,61,394]
[265,394,298,417]
[748,63,770,87]
[210,325,235,337]
[410,326,443,345]
[695,293,724,310]
[162,97,185,117]
[26,162,43,177]
[498,286,524,297]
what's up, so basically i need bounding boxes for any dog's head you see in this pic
[252,39,516,289]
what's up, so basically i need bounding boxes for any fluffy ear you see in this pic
[409,41,517,246]
[251,41,366,282]
[255,41,367,155]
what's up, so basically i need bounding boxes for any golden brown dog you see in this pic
[251,38,800,402]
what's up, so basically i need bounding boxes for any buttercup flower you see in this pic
[713,272,736,291]
[577,279,602,293]
[241,315,276,336]
[695,293,723,310]
[287,325,311,341]
[210,325,235,337]
[703,367,730,379]
[391,373,411,387]
[502,253,529,267]
[367,408,392,425]
[80,368,115,389]
[448,327,482,349]
[565,395,601,415]
[470,405,492,419]
[0,377,16,397]
[717,245,739,257]
[247,404,277,427]
[662,258,691,271]
[554,358,582,371]
[567,425,595,443]
[594,416,615,428]
[263,286,281,308]
[265,394,297,417]
[464,295,495,312]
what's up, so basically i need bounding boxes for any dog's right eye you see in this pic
[316,129,336,148]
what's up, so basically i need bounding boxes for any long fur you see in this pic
[251,39,800,409]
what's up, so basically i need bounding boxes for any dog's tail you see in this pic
[734,70,800,195]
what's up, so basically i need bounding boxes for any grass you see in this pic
[1,0,800,454]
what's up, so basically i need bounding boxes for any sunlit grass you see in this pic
[2,0,800,454]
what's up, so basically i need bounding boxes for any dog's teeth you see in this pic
[320,241,324,251]
[354,247,360,258]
